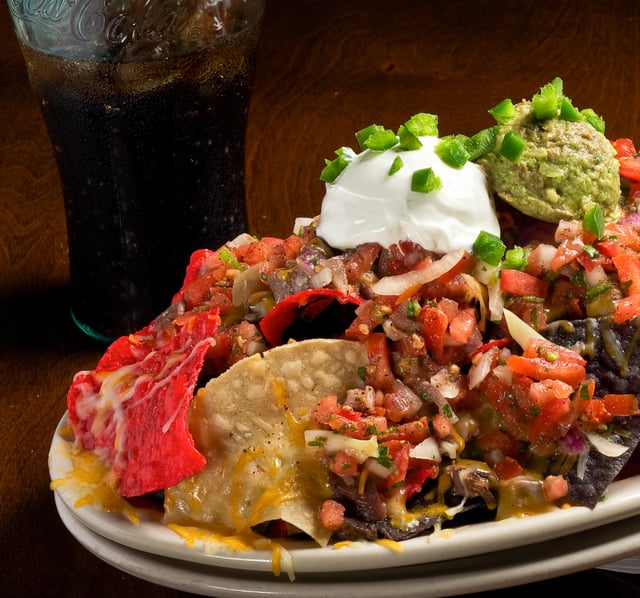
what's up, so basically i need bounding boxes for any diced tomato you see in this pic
[240,237,283,266]
[431,413,454,439]
[329,450,360,476]
[401,461,439,498]
[195,287,235,316]
[179,267,227,309]
[604,222,640,252]
[500,269,549,298]
[550,238,583,272]
[172,248,218,305]
[448,307,478,344]
[505,297,548,331]
[361,415,389,436]
[614,294,640,323]
[312,395,339,426]
[529,396,572,446]
[493,456,523,480]
[282,234,308,259]
[528,379,575,407]
[419,305,448,360]
[612,253,640,295]
[581,398,610,427]
[507,354,586,387]
[612,138,637,158]
[522,338,587,365]
[619,156,640,181]
[344,242,383,282]
[345,296,396,342]
[319,500,346,531]
[593,238,622,259]
[508,339,586,387]
[326,406,365,437]
[603,394,640,416]
[380,440,410,491]
[364,332,396,392]
[378,241,430,276]
[437,297,459,322]
[379,417,429,444]
[481,373,531,442]
[542,475,569,502]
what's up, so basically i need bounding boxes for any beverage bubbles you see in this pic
[7,0,265,341]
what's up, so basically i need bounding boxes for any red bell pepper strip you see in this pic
[259,288,362,346]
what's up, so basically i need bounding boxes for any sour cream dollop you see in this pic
[316,136,500,253]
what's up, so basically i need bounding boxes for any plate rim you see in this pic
[54,491,640,597]
[50,411,640,574]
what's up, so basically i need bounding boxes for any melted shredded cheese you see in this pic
[51,440,140,525]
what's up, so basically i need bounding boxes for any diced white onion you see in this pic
[227,233,255,248]
[439,438,459,459]
[583,264,608,287]
[409,436,441,461]
[584,431,629,458]
[576,451,588,480]
[492,364,514,384]
[430,368,460,400]
[487,281,504,322]
[365,458,393,478]
[382,319,405,341]
[555,219,583,242]
[468,346,498,389]
[503,308,545,350]
[304,430,379,462]
[293,217,314,235]
[310,267,333,289]
[371,249,465,296]
[472,260,498,286]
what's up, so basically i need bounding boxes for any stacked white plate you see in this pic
[50,414,640,597]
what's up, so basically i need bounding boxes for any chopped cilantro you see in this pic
[377,445,391,468]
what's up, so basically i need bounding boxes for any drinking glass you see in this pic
[7,0,265,340]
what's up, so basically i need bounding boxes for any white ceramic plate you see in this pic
[55,492,640,597]
[50,412,640,574]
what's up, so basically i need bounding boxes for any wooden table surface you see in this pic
[2,0,640,596]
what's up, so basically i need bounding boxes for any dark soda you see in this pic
[19,22,259,340]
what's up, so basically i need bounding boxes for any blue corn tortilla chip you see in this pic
[544,316,640,507]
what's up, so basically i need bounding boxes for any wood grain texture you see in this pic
[1,0,639,596]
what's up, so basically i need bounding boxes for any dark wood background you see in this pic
[2,0,639,595]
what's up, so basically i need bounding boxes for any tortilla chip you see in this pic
[67,309,220,497]
[544,316,640,507]
[163,339,368,546]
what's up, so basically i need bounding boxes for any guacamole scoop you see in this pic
[480,85,621,223]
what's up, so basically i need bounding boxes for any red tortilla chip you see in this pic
[67,309,221,497]
[171,248,215,305]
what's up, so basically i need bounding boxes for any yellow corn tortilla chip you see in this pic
[163,338,368,546]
